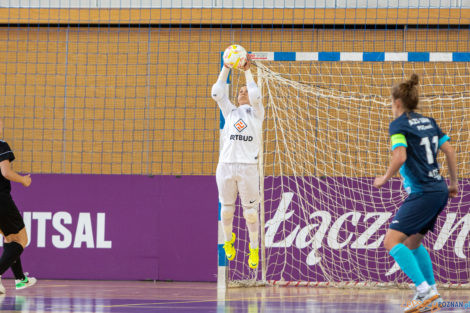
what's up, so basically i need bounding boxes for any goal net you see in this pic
[227,55,470,288]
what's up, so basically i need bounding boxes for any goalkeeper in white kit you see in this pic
[211,55,263,269]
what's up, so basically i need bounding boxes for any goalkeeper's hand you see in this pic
[241,54,252,71]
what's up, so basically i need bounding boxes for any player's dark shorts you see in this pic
[390,191,449,236]
[0,194,25,236]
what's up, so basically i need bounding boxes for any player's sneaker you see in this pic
[0,276,5,294]
[419,295,443,312]
[248,244,259,269]
[15,276,37,290]
[223,233,236,261]
[404,287,439,313]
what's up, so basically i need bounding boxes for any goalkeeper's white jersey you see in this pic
[213,82,264,164]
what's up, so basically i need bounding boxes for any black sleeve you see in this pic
[0,141,15,162]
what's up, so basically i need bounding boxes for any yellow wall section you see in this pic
[0,27,468,175]
[0,8,468,25]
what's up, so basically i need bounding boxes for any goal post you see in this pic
[224,51,470,288]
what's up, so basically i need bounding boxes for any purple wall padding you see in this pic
[5,174,469,283]
[8,174,218,281]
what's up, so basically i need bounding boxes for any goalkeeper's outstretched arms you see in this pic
[211,65,236,118]
[241,57,264,120]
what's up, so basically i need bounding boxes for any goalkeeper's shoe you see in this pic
[223,233,236,261]
[248,244,259,269]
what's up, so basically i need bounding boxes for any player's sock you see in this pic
[243,208,259,249]
[9,254,25,281]
[221,205,235,242]
[0,242,23,275]
[246,222,259,249]
[412,244,436,286]
[416,281,431,293]
[222,223,233,242]
[389,243,426,287]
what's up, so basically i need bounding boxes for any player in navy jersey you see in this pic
[0,120,36,293]
[373,74,458,313]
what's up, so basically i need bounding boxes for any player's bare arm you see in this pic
[440,141,458,198]
[0,160,31,187]
[373,146,406,188]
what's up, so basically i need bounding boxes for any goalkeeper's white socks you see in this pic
[246,222,259,249]
[221,205,235,242]
[249,234,259,249]
[223,224,233,242]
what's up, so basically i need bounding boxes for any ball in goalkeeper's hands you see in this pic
[223,44,247,70]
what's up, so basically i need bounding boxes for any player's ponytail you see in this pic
[392,73,420,113]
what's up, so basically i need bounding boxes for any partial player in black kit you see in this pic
[0,120,36,293]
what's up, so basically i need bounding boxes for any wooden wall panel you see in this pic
[0,27,468,175]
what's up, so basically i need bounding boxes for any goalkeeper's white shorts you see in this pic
[216,162,260,208]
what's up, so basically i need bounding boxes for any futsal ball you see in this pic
[223,45,247,70]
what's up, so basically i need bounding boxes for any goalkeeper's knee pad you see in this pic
[243,208,258,224]
[221,205,235,222]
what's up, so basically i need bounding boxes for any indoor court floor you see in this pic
[0,280,469,312]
